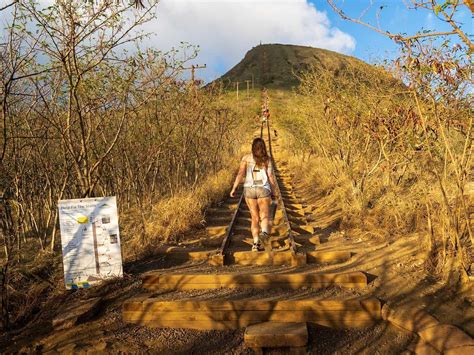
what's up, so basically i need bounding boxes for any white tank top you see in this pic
[243,155,272,190]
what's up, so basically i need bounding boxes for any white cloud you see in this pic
[5,0,355,82]
[142,0,356,81]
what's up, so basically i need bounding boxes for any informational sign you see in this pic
[58,196,123,289]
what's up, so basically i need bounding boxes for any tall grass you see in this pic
[274,62,471,279]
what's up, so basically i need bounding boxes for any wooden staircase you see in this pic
[121,134,381,352]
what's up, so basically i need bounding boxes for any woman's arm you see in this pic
[230,158,247,197]
[267,162,278,198]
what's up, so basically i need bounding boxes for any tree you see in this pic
[327,0,473,276]
[17,0,159,197]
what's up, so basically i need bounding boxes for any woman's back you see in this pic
[242,154,272,190]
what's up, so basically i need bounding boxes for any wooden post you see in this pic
[235,81,240,99]
[245,80,251,97]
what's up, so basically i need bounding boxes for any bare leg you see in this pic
[245,197,260,243]
[257,196,271,234]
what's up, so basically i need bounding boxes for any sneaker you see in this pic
[259,231,271,251]
[252,243,262,252]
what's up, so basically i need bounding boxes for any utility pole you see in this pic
[245,80,251,97]
[181,64,207,85]
[251,73,254,90]
[235,81,240,99]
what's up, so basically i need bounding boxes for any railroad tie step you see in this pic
[232,225,248,233]
[286,216,311,226]
[238,209,252,218]
[244,321,308,350]
[205,208,232,217]
[280,193,301,201]
[206,225,227,237]
[141,271,368,290]
[205,216,232,226]
[235,217,252,226]
[153,248,216,262]
[286,203,304,211]
[122,297,382,330]
[279,187,294,194]
[287,209,306,218]
[227,250,305,266]
[271,224,291,236]
[280,196,297,204]
[293,235,320,246]
[280,191,298,198]
[290,223,314,235]
[200,236,225,248]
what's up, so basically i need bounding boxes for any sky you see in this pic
[2,0,472,82]
[141,0,472,82]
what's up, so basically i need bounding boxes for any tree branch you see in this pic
[327,0,467,47]
[0,1,18,12]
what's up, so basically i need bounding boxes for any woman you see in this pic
[230,138,277,251]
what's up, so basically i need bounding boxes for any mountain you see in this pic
[215,43,397,89]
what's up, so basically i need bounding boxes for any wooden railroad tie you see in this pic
[141,271,368,290]
[122,297,382,330]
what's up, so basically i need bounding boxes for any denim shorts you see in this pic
[244,186,271,199]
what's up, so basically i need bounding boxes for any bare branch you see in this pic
[326,0,469,49]
[439,5,474,50]
[0,1,18,12]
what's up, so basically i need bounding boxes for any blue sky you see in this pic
[141,0,472,82]
[5,0,472,82]
[315,0,472,64]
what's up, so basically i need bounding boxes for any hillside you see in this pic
[216,43,398,89]
[2,0,473,353]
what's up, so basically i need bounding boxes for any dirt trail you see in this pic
[2,128,473,354]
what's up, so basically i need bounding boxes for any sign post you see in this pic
[58,196,123,289]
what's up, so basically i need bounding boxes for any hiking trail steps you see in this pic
[121,128,382,352]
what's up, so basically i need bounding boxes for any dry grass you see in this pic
[279,132,464,279]
[271,63,471,280]
[122,167,233,259]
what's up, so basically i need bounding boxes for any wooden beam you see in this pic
[122,297,382,330]
[141,271,368,290]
